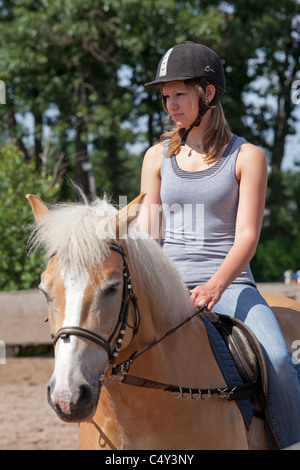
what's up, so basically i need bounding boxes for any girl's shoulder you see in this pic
[143,142,164,172]
[236,141,267,180]
[239,141,265,158]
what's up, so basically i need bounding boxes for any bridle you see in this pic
[51,242,141,366]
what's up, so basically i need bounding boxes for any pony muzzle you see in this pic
[47,376,101,423]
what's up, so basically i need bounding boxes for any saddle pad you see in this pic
[202,316,253,429]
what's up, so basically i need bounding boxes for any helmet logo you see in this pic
[159,47,174,77]
[204,65,215,73]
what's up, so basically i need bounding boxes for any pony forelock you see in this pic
[28,194,118,272]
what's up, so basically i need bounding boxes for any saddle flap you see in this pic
[228,326,259,383]
[216,313,268,397]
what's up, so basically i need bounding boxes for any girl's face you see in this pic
[162,81,199,128]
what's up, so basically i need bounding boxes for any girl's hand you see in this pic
[189,282,223,311]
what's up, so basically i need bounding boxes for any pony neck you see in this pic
[124,236,194,333]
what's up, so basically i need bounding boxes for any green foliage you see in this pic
[252,171,300,281]
[0,143,60,291]
[253,238,294,282]
[0,0,299,283]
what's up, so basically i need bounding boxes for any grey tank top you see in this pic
[160,134,256,288]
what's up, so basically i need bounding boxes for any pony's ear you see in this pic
[116,192,146,238]
[26,194,50,220]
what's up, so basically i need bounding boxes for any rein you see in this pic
[107,305,258,403]
[111,307,205,375]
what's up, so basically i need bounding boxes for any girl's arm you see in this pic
[138,143,163,241]
[190,143,268,310]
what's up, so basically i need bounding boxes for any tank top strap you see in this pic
[161,134,246,181]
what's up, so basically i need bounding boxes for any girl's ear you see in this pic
[205,84,216,104]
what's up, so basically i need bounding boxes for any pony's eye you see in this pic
[106,285,118,295]
[102,280,122,296]
[38,283,53,303]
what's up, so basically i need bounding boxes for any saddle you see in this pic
[202,311,280,449]
[212,313,267,395]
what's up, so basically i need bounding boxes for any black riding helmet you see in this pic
[144,42,226,145]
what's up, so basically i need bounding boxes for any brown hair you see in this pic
[160,80,231,162]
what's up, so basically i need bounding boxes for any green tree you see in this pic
[243,0,300,173]
[0,0,299,284]
[252,170,300,281]
[0,0,138,199]
[0,143,60,291]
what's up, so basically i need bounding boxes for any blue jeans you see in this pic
[210,283,300,449]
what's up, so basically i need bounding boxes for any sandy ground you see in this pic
[0,357,79,450]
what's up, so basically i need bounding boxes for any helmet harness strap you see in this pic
[180,77,217,146]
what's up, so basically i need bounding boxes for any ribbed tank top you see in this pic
[160,134,256,288]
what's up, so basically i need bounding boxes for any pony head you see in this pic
[27,191,145,422]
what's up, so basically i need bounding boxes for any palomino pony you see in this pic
[27,192,300,450]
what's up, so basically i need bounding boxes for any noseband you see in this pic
[51,242,141,365]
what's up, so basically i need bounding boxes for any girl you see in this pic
[138,41,300,449]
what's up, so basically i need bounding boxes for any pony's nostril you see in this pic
[67,383,94,414]
[77,384,93,407]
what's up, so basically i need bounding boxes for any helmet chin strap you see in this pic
[180,77,216,147]
[180,99,209,146]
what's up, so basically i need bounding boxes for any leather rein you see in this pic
[51,242,257,402]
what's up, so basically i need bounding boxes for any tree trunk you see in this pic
[4,109,31,161]
[33,111,43,170]
[271,82,292,174]
[74,121,89,195]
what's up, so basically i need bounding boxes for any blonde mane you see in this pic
[126,235,194,327]
[28,195,193,326]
